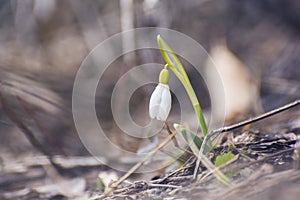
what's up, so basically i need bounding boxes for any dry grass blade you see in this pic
[94,129,179,198]
[199,154,239,183]
[195,151,232,186]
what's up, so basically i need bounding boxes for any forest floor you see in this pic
[1,101,299,200]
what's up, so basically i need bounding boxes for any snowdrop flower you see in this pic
[149,68,171,121]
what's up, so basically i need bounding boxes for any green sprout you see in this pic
[157,35,208,136]
[156,36,232,186]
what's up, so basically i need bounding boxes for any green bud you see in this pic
[159,68,169,84]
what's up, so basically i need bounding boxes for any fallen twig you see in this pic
[194,99,300,179]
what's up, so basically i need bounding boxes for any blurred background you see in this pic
[0,0,299,172]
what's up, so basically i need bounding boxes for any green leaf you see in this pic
[215,152,235,167]
[174,123,212,153]
[157,35,187,79]
[215,152,239,179]
[174,124,201,148]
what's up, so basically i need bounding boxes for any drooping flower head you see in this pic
[149,68,171,121]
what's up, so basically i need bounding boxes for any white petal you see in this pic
[149,84,163,119]
[158,84,171,120]
[149,104,159,119]
[149,83,171,121]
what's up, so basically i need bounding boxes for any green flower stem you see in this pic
[194,103,208,136]
[157,35,208,136]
